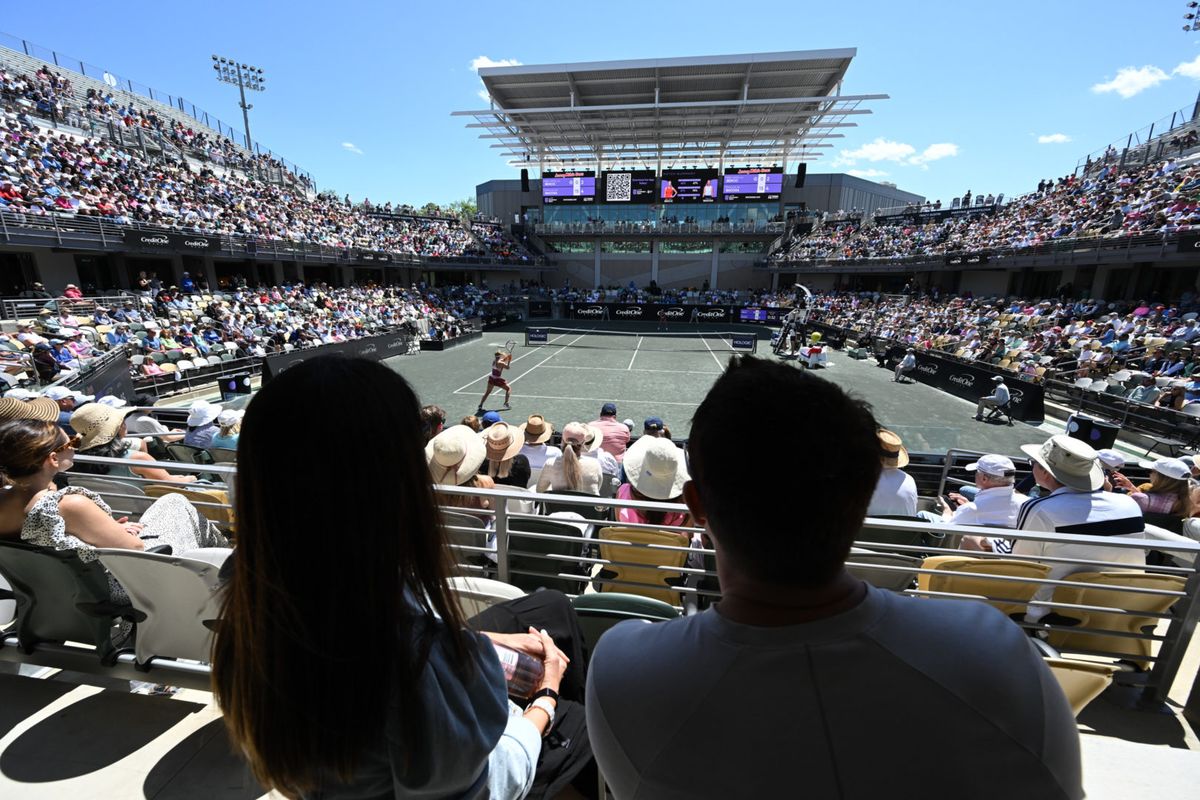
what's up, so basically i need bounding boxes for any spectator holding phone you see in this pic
[948,454,1028,552]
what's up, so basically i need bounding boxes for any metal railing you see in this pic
[1,294,143,324]
[0,451,1194,707]
[1075,100,1200,176]
[0,208,546,270]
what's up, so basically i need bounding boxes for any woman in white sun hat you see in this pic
[427,424,493,517]
[183,400,223,449]
[617,436,691,529]
[1111,457,1192,520]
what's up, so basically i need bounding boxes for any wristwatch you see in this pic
[530,687,559,702]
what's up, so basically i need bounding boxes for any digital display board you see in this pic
[602,170,657,203]
[722,167,784,202]
[541,170,596,204]
[660,169,718,203]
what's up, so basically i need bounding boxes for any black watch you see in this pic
[530,687,559,702]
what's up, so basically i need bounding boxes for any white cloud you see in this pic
[833,138,915,166]
[1091,65,1170,98]
[1037,133,1072,144]
[341,141,363,155]
[477,88,492,103]
[908,142,958,166]
[847,168,889,179]
[1174,54,1200,79]
[470,56,522,72]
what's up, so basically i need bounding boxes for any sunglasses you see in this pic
[49,433,81,455]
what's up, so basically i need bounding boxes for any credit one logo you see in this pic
[949,373,976,388]
[663,307,686,319]
[696,308,725,320]
[182,238,211,249]
[917,363,939,375]
[140,235,169,246]
[359,344,378,355]
[387,338,406,349]
[615,307,643,318]
[576,306,606,317]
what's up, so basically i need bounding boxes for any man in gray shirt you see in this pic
[586,357,1082,800]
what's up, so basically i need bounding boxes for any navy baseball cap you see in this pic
[644,417,664,432]
[481,411,502,427]
[601,402,617,416]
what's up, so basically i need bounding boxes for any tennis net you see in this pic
[524,326,758,353]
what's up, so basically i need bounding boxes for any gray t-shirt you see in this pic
[586,584,1081,799]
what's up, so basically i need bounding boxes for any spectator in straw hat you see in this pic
[518,414,561,470]
[481,422,523,480]
[1014,435,1145,622]
[0,396,60,424]
[70,403,197,484]
[537,422,602,495]
[427,424,493,516]
[617,436,691,529]
[867,429,918,517]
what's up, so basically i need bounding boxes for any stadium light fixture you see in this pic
[211,53,266,150]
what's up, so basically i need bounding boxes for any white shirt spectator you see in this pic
[518,442,562,470]
[867,468,918,517]
[585,447,619,478]
[951,486,1027,528]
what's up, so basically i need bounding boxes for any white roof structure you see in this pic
[453,49,885,171]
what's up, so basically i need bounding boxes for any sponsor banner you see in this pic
[945,252,990,266]
[569,303,734,323]
[528,300,552,318]
[880,344,1044,422]
[68,352,136,404]
[261,329,414,382]
[527,327,549,344]
[875,205,997,227]
[121,229,220,252]
[1177,233,1200,253]
[731,334,756,351]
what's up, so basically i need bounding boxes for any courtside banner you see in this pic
[881,344,1044,423]
[121,229,220,252]
[527,327,549,344]
[569,303,737,323]
[1178,233,1200,253]
[731,334,756,351]
[261,330,413,382]
[69,352,136,404]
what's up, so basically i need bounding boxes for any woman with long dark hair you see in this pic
[212,356,571,799]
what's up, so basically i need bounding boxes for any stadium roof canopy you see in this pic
[452,49,885,171]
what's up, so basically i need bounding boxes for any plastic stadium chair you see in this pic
[540,490,610,520]
[0,540,128,664]
[207,447,238,464]
[165,443,215,465]
[1046,571,1187,669]
[595,526,690,605]
[65,475,155,520]
[917,556,1051,620]
[846,548,921,592]
[1043,658,1119,716]
[446,576,525,619]
[857,518,930,555]
[441,509,490,569]
[508,517,588,594]
[95,547,231,666]
[570,592,679,661]
[0,573,14,627]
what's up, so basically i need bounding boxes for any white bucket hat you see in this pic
[1140,457,1191,481]
[187,400,222,427]
[1020,435,1103,491]
[426,424,486,486]
[623,436,690,501]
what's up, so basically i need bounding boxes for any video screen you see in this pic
[660,169,719,203]
[602,170,657,203]
[722,167,784,202]
[739,307,768,322]
[542,170,596,204]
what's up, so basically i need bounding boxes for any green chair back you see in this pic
[509,518,587,594]
[571,592,679,660]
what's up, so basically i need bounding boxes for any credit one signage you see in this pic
[879,344,1044,422]
[122,229,220,252]
[569,303,733,323]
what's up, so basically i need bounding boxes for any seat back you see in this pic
[540,490,609,519]
[95,547,230,665]
[207,447,238,464]
[918,556,1052,619]
[446,576,524,619]
[570,592,679,660]
[0,540,122,662]
[508,518,587,594]
[857,519,929,555]
[440,509,489,564]
[165,443,215,465]
[846,549,921,591]
[596,526,690,605]
[65,475,155,520]
[1046,571,1187,668]
[1044,658,1118,716]
[143,484,235,527]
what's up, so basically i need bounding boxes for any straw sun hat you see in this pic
[878,429,909,469]
[481,422,523,478]
[0,396,60,423]
[426,424,486,486]
[70,403,128,450]
[519,414,553,444]
[623,435,690,501]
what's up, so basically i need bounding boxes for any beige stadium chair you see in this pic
[447,576,524,619]
[144,484,235,527]
[918,556,1052,620]
[1045,571,1187,669]
[1043,658,1119,716]
[596,526,690,605]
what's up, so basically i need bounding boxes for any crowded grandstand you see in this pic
[0,21,1199,800]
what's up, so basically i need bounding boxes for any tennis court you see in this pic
[388,322,763,436]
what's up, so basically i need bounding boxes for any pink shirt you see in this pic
[616,483,688,527]
[590,416,630,461]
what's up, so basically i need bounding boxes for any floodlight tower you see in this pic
[211,55,265,150]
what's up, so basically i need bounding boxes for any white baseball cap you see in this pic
[96,395,129,408]
[41,385,95,403]
[1140,457,1191,481]
[965,454,1016,477]
[1096,449,1126,470]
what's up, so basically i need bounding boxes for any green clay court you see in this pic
[385,320,1087,457]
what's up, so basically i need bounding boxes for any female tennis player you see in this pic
[477,349,513,412]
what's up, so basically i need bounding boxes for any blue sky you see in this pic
[4,1,1200,205]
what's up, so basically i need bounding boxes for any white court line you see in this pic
[451,390,702,407]
[506,329,595,387]
[450,329,576,394]
[627,335,643,371]
[701,335,725,370]
[535,364,720,376]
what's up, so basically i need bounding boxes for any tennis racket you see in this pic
[505,339,517,354]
